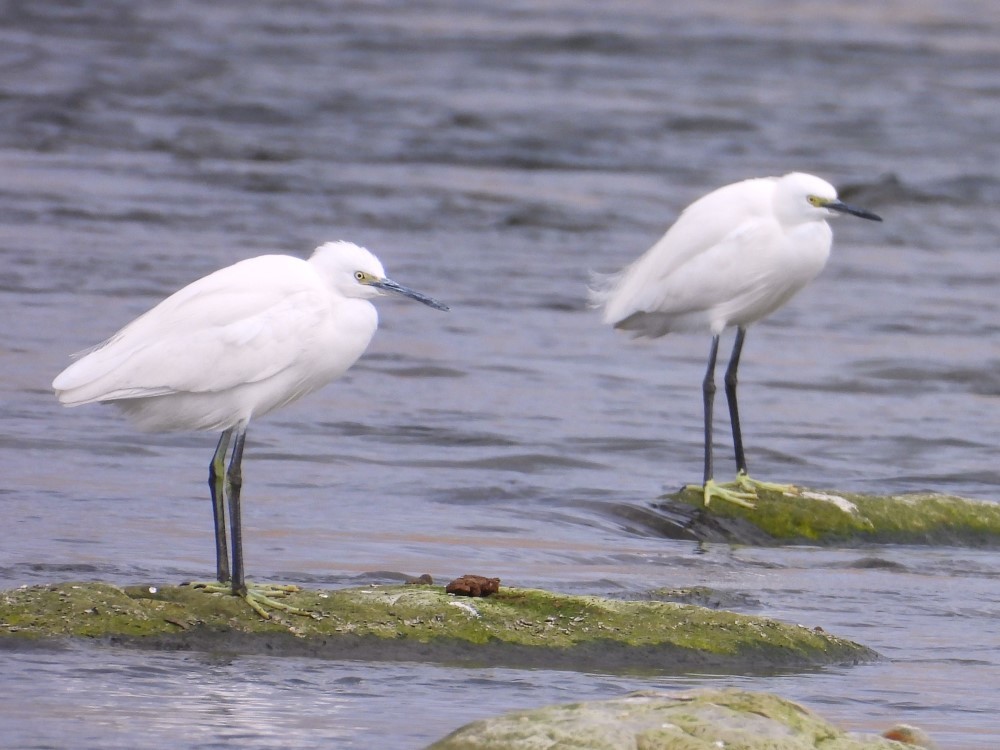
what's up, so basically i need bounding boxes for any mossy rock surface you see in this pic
[427,687,933,749]
[632,485,1000,546]
[0,582,876,671]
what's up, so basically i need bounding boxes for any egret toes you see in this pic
[735,472,800,497]
[187,581,316,620]
[695,479,757,509]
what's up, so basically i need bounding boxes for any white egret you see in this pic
[590,173,882,508]
[53,240,448,616]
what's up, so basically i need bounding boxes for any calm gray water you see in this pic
[2,0,999,747]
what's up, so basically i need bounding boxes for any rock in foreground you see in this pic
[428,688,933,749]
[0,582,876,671]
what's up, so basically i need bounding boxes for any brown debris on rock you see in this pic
[445,575,500,597]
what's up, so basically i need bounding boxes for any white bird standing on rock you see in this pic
[53,240,449,616]
[590,172,882,508]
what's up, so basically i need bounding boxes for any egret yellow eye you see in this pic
[807,195,824,207]
[354,271,366,281]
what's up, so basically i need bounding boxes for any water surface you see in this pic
[1,1,998,747]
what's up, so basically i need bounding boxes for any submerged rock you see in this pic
[615,486,1000,545]
[0,582,876,671]
[427,688,934,749]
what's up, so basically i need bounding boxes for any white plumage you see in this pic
[55,243,385,431]
[53,240,448,614]
[591,172,882,507]
[592,173,849,336]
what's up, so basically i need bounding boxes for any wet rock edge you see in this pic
[0,582,878,672]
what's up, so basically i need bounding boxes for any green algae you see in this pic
[427,688,929,749]
[667,484,1000,545]
[0,582,876,671]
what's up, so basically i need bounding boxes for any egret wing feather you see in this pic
[591,176,777,328]
[53,256,329,405]
[611,220,787,336]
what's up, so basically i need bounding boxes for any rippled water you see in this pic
[2,1,999,747]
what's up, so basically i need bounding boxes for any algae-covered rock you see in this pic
[635,486,1000,546]
[0,582,876,671]
[427,688,933,749]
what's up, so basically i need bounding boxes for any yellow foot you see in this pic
[735,472,800,497]
[686,479,757,508]
[184,581,316,619]
[241,585,316,620]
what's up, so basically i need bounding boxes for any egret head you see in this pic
[777,172,882,224]
[311,241,449,311]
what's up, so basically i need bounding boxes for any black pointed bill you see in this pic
[371,278,450,311]
[826,199,882,222]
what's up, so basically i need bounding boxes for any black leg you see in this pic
[226,424,248,597]
[208,429,234,584]
[724,326,748,475]
[702,335,721,485]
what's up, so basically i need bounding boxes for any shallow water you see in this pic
[1,0,999,747]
